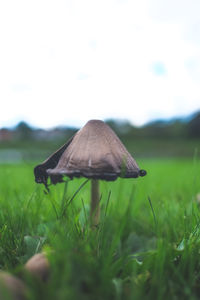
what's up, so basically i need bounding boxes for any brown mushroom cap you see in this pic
[0,272,27,300]
[24,253,50,282]
[34,120,146,186]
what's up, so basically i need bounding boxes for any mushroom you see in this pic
[0,272,27,300]
[24,253,50,282]
[34,120,146,226]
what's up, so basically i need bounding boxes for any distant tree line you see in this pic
[1,111,200,143]
[106,111,200,139]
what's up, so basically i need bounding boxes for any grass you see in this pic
[1,137,200,161]
[0,158,200,299]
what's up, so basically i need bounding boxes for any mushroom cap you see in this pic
[24,253,50,282]
[34,120,146,186]
[0,272,27,300]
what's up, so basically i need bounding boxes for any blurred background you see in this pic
[0,0,200,162]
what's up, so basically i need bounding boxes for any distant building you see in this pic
[32,128,67,141]
[0,129,13,141]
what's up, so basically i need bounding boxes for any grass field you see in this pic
[0,157,200,299]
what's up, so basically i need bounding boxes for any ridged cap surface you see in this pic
[34,120,146,186]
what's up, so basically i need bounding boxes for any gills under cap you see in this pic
[34,120,146,187]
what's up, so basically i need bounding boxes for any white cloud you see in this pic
[0,0,199,128]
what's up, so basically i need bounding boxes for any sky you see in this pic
[0,0,200,129]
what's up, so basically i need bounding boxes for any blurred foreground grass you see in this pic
[0,158,200,299]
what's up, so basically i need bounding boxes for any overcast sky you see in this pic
[0,0,200,128]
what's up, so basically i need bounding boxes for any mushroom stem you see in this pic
[90,179,100,226]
